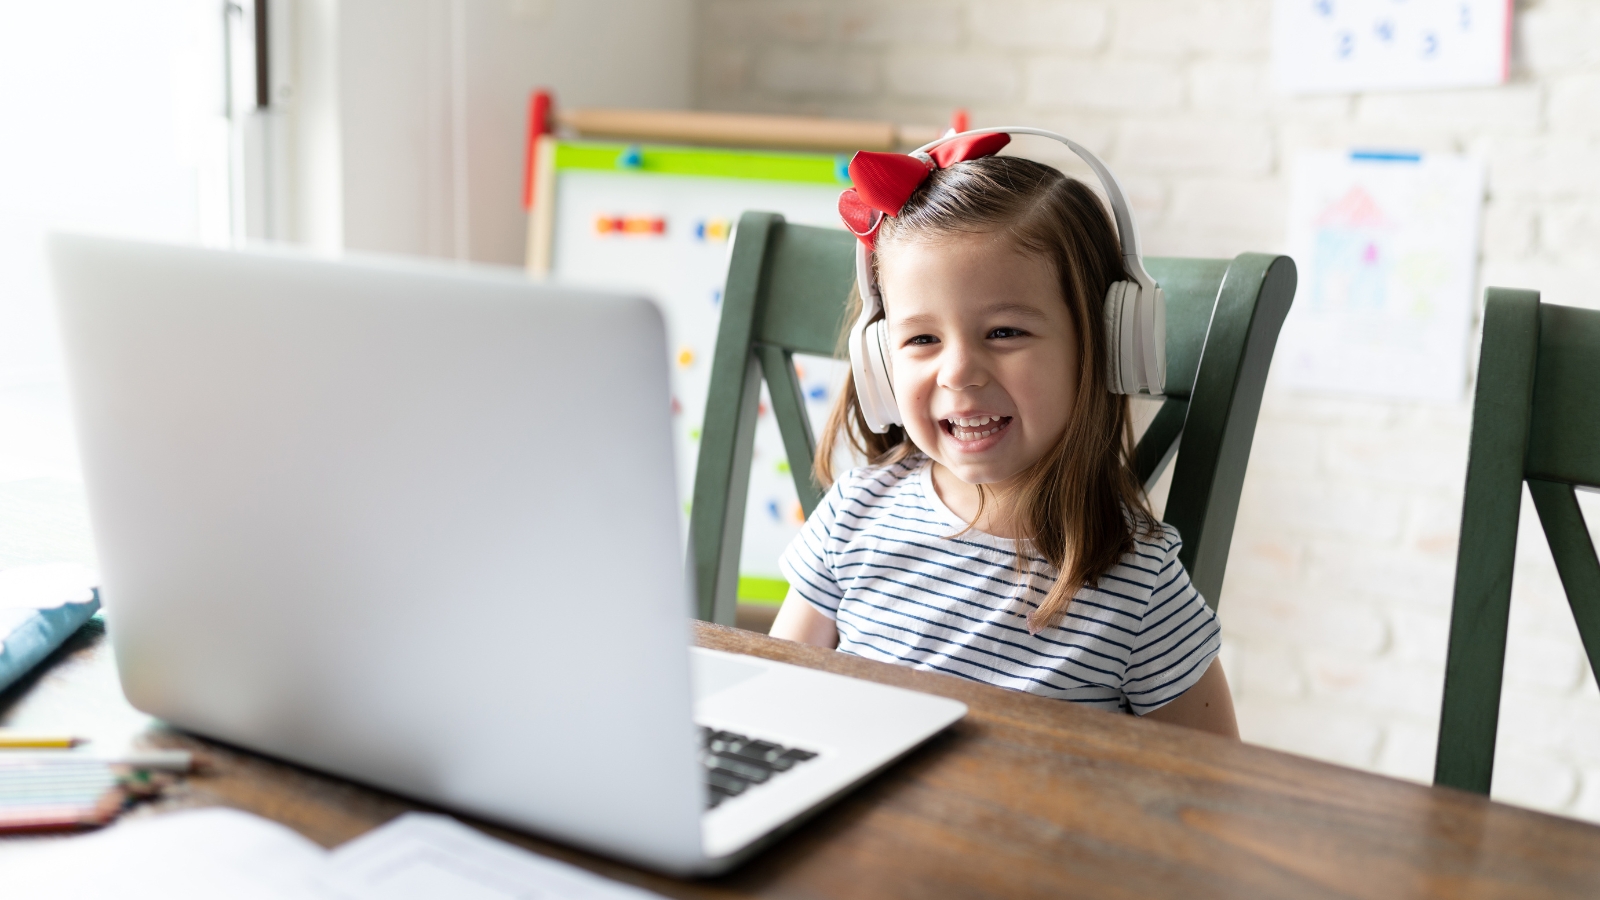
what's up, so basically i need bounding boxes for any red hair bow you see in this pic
[838,132,1011,248]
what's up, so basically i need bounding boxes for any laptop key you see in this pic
[708,731,751,755]
[724,739,785,765]
[709,755,771,784]
[706,770,749,795]
[699,729,820,808]
[768,748,817,771]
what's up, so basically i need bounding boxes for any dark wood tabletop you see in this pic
[5,619,1600,898]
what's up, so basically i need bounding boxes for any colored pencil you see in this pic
[0,734,84,749]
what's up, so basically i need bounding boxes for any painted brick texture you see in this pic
[694,0,1600,822]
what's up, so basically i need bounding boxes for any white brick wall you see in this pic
[695,0,1600,822]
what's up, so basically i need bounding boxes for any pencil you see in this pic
[0,734,85,749]
[9,750,194,771]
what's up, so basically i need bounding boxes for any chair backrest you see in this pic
[689,211,1297,625]
[1435,289,1600,794]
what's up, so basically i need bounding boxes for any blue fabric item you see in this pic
[0,589,100,694]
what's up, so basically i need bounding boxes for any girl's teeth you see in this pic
[948,416,1006,441]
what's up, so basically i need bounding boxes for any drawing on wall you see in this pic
[1279,150,1484,402]
[1273,0,1512,94]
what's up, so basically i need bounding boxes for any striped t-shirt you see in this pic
[778,455,1221,714]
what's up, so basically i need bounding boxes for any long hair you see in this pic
[814,155,1156,632]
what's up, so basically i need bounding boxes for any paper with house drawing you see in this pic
[1278,150,1483,403]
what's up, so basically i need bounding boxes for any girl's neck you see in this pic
[929,460,1024,539]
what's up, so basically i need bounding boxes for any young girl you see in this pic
[770,137,1238,738]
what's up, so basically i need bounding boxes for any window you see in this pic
[0,1,242,569]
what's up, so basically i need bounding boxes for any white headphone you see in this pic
[848,127,1166,435]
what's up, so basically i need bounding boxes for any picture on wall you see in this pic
[1273,0,1512,94]
[1279,149,1484,402]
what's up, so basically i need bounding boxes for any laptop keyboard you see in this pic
[700,727,818,809]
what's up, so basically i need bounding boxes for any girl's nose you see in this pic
[937,338,989,391]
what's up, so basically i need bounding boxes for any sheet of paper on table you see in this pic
[0,807,669,900]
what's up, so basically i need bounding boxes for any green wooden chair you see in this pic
[1435,289,1600,794]
[689,211,1297,626]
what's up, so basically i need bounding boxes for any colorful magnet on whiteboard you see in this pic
[596,214,667,236]
[807,385,828,402]
[671,396,682,415]
[791,502,805,524]
[689,428,701,441]
[758,401,768,417]
[766,500,780,521]
[617,144,643,170]
[794,362,807,379]
[711,289,722,307]
[693,219,731,242]
[676,347,695,368]
[775,459,790,474]
[834,155,852,184]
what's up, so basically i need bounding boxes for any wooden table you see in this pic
[5,620,1600,898]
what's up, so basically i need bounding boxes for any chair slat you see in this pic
[691,213,779,623]
[1435,288,1542,794]
[1529,479,1600,680]
[757,343,824,517]
[1135,398,1186,491]
[1161,254,1297,610]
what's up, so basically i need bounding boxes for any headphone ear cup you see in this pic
[1104,279,1167,395]
[847,305,901,432]
[1103,281,1129,395]
[866,318,900,426]
[1142,285,1166,393]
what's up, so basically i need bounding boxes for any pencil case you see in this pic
[0,570,100,695]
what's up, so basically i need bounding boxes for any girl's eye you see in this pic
[987,327,1027,339]
[907,334,939,346]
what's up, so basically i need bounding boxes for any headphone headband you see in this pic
[846,127,1166,434]
[909,127,1154,291]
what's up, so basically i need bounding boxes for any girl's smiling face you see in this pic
[877,231,1080,497]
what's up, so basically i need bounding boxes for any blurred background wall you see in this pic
[687,0,1600,821]
[293,0,692,263]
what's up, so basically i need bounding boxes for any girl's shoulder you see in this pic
[1092,520,1188,600]
[1131,520,1183,561]
[809,454,938,534]
[827,453,928,505]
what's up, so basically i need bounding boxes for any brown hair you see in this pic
[814,155,1156,632]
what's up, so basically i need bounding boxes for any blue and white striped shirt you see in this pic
[778,455,1221,714]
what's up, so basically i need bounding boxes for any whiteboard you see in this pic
[535,142,852,586]
[1273,0,1511,94]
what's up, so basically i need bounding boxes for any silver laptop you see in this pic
[48,234,965,875]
